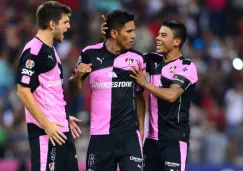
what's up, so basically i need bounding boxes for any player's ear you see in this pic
[174,38,181,47]
[49,20,56,30]
[110,29,118,39]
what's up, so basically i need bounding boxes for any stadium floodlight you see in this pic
[232,58,243,70]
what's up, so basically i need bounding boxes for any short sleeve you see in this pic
[72,51,89,80]
[172,62,198,90]
[141,54,146,71]
[16,50,42,88]
[143,53,150,73]
[136,54,146,93]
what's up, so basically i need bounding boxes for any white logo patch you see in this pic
[165,161,180,167]
[154,62,160,69]
[91,81,133,88]
[108,72,117,78]
[130,156,143,162]
[21,68,34,76]
[47,79,63,87]
[49,148,56,171]
[96,57,104,64]
[48,55,53,60]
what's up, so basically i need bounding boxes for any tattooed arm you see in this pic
[142,83,184,103]
[129,62,185,103]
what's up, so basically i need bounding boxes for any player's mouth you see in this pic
[129,41,134,45]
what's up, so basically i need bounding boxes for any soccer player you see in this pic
[16,1,81,171]
[69,10,146,171]
[130,21,198,171]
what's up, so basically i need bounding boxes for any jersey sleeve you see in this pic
[143,53,150,73]
[136,54,146,93]
[16,50,42,88]
[172,62,198,90]
[72,51,90,80]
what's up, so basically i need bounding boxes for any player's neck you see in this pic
[163,49,182,63]
[36,30,54,48]
[105,39,122,55]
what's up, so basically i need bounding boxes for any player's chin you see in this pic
[125,44,132,49]
[156,47,164,54]
[54,37,63,42]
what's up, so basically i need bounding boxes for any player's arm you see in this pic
[130,62,196,103]
[137,91,145,142]
[17,85,50,126]
[16,54,67,146]
[17,85,67,146]
[141,83,184,103]
[69,72,86,94]
[69,53,92,94]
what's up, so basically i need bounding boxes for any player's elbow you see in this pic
[68,77,81,94]
[17,85,29,99]
[167,94,179,103]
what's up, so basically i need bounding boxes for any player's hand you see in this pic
[130,62,147,86]
[101,15,108,40]
[44,121,67,146]
[69,116,82,139]
[76,63,92,77]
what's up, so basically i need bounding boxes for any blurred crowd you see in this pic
[0,0,243,168]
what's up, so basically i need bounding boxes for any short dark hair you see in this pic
[162,20,187,48]
[36,1,71,30]
[105,10,134,38]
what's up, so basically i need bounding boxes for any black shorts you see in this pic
[143,138,188,171]
[29,132,78,171]
[86,129,143,171]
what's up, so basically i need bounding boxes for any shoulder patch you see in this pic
[180,56,192,65]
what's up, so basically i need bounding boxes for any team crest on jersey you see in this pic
[125,57,134,65]
[169,66,176,73]
[49,162,55,171]
[25,59,35,69]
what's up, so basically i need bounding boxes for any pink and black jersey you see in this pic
[74,42,145,135]
[145,53,198,142]
[16,37,69,138]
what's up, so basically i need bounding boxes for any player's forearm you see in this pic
[143,83,178,103]
[137,93,145,139]
[17,85,49,127]
[69,73,84,94]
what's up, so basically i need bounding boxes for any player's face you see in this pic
[156,26,175,54]
[116,21,136,50]
[53,14,70,42]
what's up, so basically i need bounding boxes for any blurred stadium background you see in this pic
[0,0,243,170]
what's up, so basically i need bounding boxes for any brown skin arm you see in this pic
[137,92,145,142]
[130,62,184,103]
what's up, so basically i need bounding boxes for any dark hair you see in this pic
[36,1,71,29]
[162,20,187,48]
[105,10,134,38]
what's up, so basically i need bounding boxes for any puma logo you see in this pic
[154,62,160,69]
[48,55,53,60]
[96,57,104,64]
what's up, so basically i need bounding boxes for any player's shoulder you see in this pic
[22,37,44,56]
[144,52,163,57]
[128,48,143,57]
[179,56,195,66]
[22,37,54,60]
[177,56,198,76]
[82,42,104,53]
[144,52,163,62]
